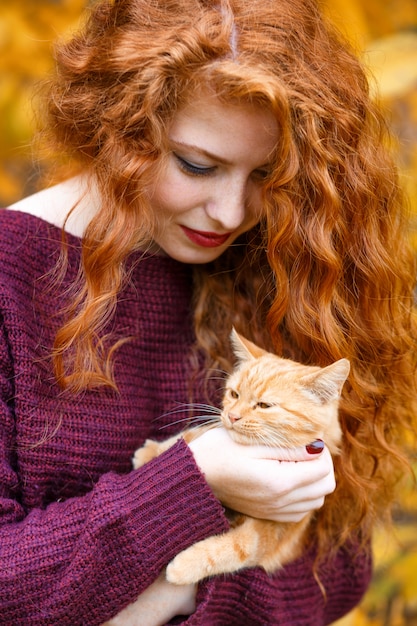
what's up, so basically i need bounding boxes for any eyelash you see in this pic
[174,153,272,182]
[174,154,215,177]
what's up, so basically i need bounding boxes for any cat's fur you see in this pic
[133,329,350,585]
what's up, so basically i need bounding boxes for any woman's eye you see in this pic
[174,154,215,177]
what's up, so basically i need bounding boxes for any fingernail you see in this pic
[306,439,324,455]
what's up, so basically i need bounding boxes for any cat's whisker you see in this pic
[159,413,221,430]
[262,428,289,446]
[187,419,221,431]
[187,415,221,427]
[247,429,289,449]
[158,416,198,429]
[154,402,221,423]
[152,404,195,421]
[190,403,222,414]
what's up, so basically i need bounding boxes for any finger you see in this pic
[258,449,335,493]
[276,495,327,516]
[271,510,315,523]
[254,494,326,522]
[282,468,337,503]
[247,441,326,463]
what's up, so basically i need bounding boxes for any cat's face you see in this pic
[220,331,350,452]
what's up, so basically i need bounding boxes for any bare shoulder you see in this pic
[7,175,100,238]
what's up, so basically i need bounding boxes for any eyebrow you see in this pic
[168,139,232,165]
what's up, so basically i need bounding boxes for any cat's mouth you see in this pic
[223,416,260,445]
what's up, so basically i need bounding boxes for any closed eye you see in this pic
[256,401,273,409]
[174,154,215,177]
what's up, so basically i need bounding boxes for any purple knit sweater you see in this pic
[0,209,371,625]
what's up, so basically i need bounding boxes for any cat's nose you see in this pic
[228,413,241,423]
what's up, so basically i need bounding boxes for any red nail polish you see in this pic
[306,439,324,454]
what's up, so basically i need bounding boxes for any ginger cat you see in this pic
[133,329,350,585]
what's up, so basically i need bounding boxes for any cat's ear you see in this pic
[300,359,350,403]
[230,328,267,362]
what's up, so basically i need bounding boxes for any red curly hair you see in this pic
[43,0,417,563]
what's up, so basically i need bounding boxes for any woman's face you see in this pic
[145,94,278,263]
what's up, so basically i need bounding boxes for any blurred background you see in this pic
[0,1,416,624]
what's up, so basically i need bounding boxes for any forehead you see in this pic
[167,93,278,165]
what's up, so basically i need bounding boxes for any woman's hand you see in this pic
[102,570,196,626]
[104,428,333,625]
[188,427,336,522]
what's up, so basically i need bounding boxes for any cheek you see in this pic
[246,187,265,224]
[148,170,200,217]
[240,211,261,237]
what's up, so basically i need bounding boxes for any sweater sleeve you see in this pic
[0,316,228,625]
[0,447,228,624]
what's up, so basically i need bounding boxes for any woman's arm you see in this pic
[0,395,227,626]
[103,571,196,626]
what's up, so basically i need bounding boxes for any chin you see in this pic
[161,246,227,264]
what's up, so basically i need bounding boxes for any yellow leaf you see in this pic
[364,32,417,99]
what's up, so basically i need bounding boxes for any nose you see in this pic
[205,176,249,230]
[228,413,241,424]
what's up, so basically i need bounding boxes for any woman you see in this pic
[0,0,415,624]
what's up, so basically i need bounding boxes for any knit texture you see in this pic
[0,209,372,625]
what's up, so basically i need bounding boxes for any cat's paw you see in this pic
[166,551,207,585]
[132,439,161,468]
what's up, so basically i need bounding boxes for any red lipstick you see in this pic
[180,226,232,248]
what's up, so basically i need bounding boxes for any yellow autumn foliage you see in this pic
[322,8,417,623]
[0,2,416,624]
[0,1,87,203]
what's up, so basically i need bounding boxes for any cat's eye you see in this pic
[229,389,239,399]
[251,167,272,183]
[256,401,272,409]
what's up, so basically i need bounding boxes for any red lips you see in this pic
[180,225,232,248]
